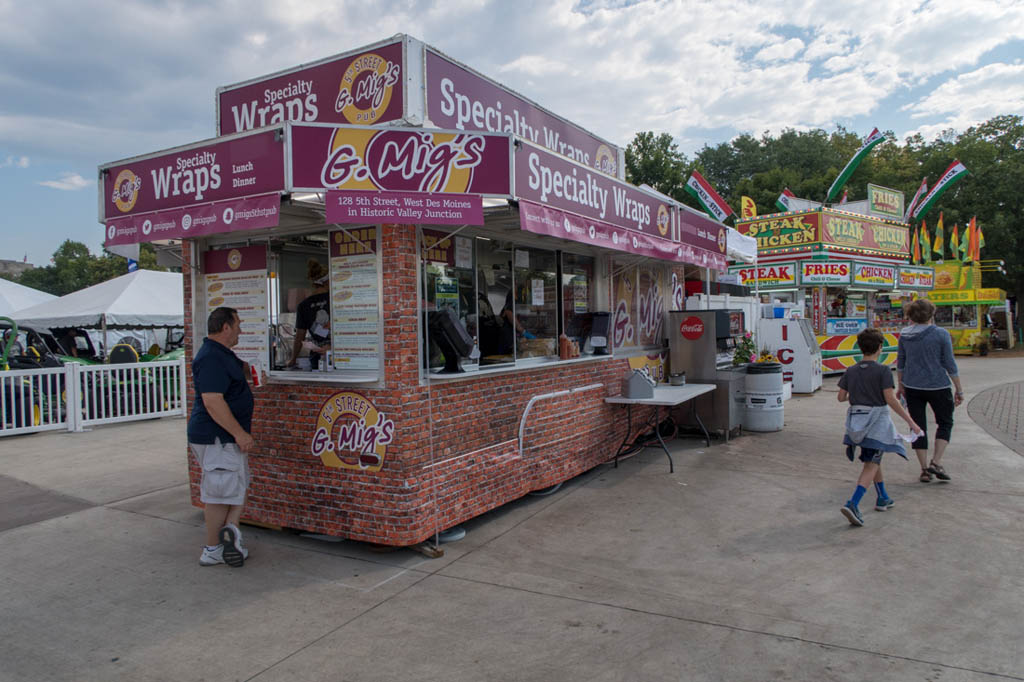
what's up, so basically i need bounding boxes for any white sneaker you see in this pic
[219,524,246,567]
[199,545,225,566]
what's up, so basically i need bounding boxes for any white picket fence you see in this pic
[0,359,186,437]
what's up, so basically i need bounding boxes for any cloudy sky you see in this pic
[2,0,1022,266]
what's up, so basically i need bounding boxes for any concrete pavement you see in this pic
[0,356,1022,681]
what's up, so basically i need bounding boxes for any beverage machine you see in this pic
[756,317,822,393]
[667,309,747,439]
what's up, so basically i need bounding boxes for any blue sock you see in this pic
[849,485,867,507]
[874,481,889,500]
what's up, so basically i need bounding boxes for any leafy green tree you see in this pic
[15,241,167,296]
[623,115,1022,301]
[624,131,689,201]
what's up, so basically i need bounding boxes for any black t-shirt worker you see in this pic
[289,259,331,370]
[188,306,255,568]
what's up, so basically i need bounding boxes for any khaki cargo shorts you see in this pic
[190,438,250,505]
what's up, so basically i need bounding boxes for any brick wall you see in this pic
[185,225,661,546]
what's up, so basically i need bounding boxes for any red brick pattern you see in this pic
[185,225,658,546]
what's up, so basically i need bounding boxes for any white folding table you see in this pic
[604,383,716,473]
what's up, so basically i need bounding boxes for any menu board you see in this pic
[203,246,269,366]
[329,228,380,370]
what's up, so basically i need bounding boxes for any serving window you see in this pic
[262,227,382,377]
[934,304,977,329]
[420,230,606,374]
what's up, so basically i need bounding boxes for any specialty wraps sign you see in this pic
[425,48,620,177]
[217,38,405,135]
[102,129,286,246]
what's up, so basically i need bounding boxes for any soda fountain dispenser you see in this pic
[667,309,747,438]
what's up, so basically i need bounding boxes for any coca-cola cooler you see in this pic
[667,309,747,438]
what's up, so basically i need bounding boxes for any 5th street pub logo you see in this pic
[311,391,395,472]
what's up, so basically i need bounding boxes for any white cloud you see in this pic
[754,38,805,63]
[0,0,1021,164]
[903,62,1024,140]
[38,173,91,191]
[1,155,29,168]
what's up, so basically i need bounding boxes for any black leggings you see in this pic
[904,386,954,450]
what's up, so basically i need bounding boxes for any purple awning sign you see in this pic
[217,39,405,135]
[101,129,285,221]
[519,201,727,270]
[104,193,281,246]
[326,190,483,225]
[514,142,670,236]
[425,49,620,177]
[290,124,511,195]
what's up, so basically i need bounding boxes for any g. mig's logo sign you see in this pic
[321,129,485,192]
[594,144,617,176]
[111,169,143,213]
[335,52,401,124]
[311,391,395,472]
[656,204,671,236]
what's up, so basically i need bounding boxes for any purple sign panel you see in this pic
[204,245,268,274]
[104,193,281,247]
[326,190,483,225]
[514,142,671,236]
[218,39,404,135]
[290,124,511,195]
[677,208,728,256]
[425,49,620,177]
[101,129,285,221]
[519,201,727,271]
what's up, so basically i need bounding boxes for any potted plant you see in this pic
[732,332,757,366]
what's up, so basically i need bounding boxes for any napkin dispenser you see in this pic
[621,367,656,399]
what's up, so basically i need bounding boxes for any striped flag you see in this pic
[968,216,981,262]
[950,223,960,262]
[685,170,734,223]
[839,188,849,205]
[912,160,969,220]
[960,222,970,261]
[740,196,757,218]
[920,222,931,263]
[776,188,796,212]
[826,128,886,202]
[911,228,920,264]
[933,212,944,258]
[904,177,928,223]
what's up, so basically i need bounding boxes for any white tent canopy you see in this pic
[14,270,183,329]
[0,278,57,317]
[726,227,757,264]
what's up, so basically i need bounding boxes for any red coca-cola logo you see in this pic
[680,316,704,340]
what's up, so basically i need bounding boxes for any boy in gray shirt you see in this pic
[837,328,920,526]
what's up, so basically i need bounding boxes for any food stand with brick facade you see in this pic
[733,200,933,374]
[98,35,728,548]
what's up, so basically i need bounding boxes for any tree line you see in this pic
[2,241,166,297]
[625,114,1023,302]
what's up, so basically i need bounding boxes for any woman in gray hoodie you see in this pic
[896,299,964,482]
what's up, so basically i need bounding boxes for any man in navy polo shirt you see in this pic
[189,306,255,567]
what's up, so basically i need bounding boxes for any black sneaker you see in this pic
[219,524,245,567]
[928,462,951,482]
[841,502,864,526]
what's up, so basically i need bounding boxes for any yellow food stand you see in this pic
[925,262,1012,354]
